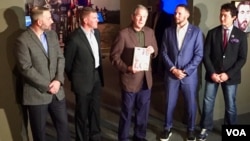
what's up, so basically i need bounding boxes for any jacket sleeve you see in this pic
[109,31,129,73]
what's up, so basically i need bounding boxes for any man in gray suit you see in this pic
[14,6,70,141]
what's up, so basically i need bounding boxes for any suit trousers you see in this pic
[118,82,151,141]
[27,96,70,141]
[75,70,102,141]
[164,79,197,132]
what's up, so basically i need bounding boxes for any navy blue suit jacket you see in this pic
[161,24,204,84]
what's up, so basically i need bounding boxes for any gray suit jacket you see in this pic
[15,28,65,105]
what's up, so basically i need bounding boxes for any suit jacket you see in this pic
[15,28,65,105]
[110,26,158,93]
[204,25,248,84]
[161,24,204,84]
[64,28,104,94]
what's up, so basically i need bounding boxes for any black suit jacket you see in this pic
[64,28,104,94]
[204,25,248,84]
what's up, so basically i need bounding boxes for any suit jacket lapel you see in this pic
[219,26,224,50]
[128,27,139,47]
[28,28,49,57]
[226,27,237,50]
[171,26,179,51]
[46,31,54,58]
[180,24,192,51]
[77,29,95,59]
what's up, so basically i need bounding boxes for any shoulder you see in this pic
[233,26,246,35]
[68,28,82,38]
[208,25,221,33]
[44,30,58,40]
[116,27,131,37]
[189,24,201,31]
[16,29,33,42]
[143,26,154,32]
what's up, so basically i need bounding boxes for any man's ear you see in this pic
[232,16,237,21]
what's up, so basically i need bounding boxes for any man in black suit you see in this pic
[64,7,104,141]
[198,3,248,141]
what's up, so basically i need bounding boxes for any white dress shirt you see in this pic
[176,22,189,50]
[81,27,100,68]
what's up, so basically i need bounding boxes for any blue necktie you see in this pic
[40,33,48,54]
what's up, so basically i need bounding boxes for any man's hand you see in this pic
[172,68,186,79]
[48,80,61,94]
[211,73,222,83]
[128,66,139,74]
[146,45,154,55]
[218,73,229,82]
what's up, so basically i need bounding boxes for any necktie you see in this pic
[223,29,228,49]
[40,33,48,54]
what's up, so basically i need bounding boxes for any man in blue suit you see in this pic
[160,4,204,141]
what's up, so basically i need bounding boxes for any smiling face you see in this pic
[131,7,148,31]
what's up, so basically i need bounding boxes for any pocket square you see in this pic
[230,38,239,43]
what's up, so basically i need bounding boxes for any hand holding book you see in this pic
[132,46,154,72]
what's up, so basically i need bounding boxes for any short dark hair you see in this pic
[221,3,237,17]
[175,4,190,14]
[79,7,97,24]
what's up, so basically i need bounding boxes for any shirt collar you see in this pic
[177,22,189,31]
[223,25,233,30]
[80,26,95,35]
[130,25,145,33]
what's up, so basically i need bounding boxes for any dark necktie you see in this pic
[223,29,228,49]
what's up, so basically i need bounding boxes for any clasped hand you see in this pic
[172,68,186,80]
[48,80,61,94]
[211,73,229,83]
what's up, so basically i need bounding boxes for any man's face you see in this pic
[132,8,148,31]
[39,11,54,30]
[220,9,236,28]
[237,4,250,31]
[174,7,189,26]
[84,12,98,29]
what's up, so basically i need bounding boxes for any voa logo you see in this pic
[226,129,247,136]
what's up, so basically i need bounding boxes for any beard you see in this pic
[239,20,248,31]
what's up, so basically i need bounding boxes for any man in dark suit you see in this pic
[160,4,204,141]
[110,4,158,141]
[64,7,104,141]
[14,6,70,141]
[234,0,250,32]
[198,3,248,141]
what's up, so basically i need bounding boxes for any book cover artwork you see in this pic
[132,47,150,71]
